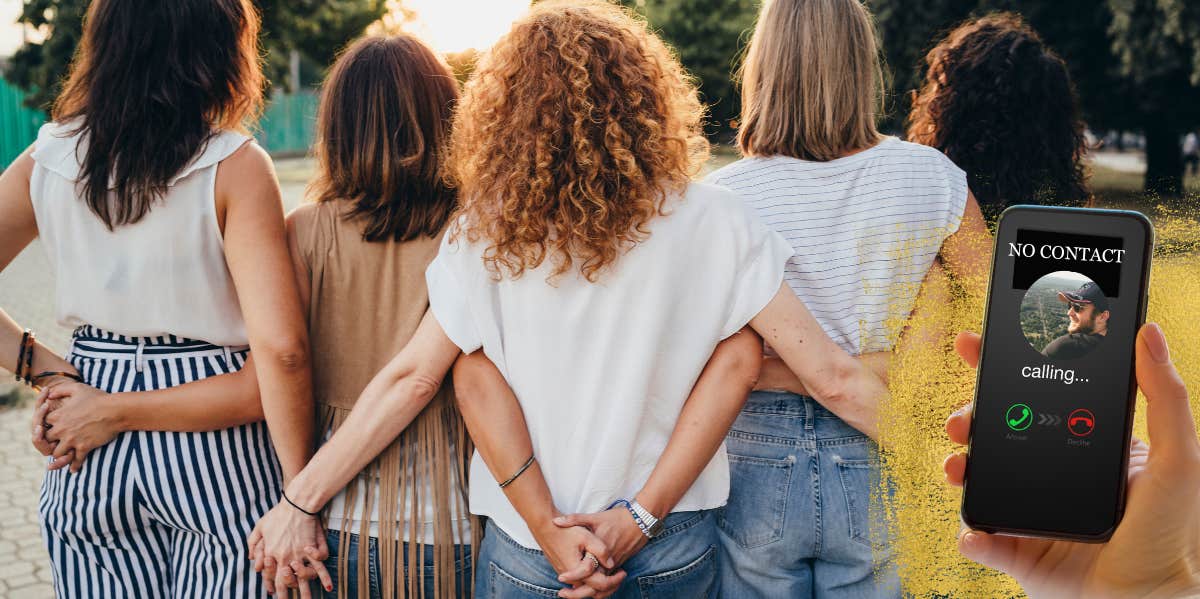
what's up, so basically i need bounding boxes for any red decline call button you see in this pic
[1068,408,1095,437]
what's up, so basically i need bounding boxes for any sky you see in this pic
[0,0,533,58]
[402,0,530,53]
[0,0,22,57]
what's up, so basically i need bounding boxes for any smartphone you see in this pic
[961,205,1153,542]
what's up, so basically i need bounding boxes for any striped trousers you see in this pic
[39,326,282,598]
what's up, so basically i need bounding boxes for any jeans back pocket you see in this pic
[488,563,560,598]
[835,457,876,548]
[717,453,795,548]
[636,545,717,598]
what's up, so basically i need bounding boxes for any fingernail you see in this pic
[1144,323,1170,364]
[553,516,565,524]
[326,585,332,591]
[960,531,981,551]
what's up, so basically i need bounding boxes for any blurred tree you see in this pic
[871,0,1200,195]
[5,0,388,111]
[621,0,759,139]
[5,0,86,111]
[1106,0,1200,195]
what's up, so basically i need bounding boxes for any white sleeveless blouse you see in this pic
[29,121,251,346]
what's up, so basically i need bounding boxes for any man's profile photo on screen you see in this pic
[1019,271,1110,360]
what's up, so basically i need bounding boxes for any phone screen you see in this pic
[963,207,1152,540]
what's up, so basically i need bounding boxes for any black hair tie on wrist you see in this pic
[282,489,320,517]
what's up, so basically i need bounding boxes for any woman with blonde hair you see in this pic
[251,2,892,597]
[705,0,991,596]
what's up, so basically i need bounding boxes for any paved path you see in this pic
[0,403,55,598]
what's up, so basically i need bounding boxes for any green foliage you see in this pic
[258,0,388,88]
[622,0,759,139]
[871,0,1200,195]
[4,0,387,111]
[5,0,87,111]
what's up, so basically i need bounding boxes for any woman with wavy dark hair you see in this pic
[251,2,892,597]
[907,12,1092,221]
[278,34,475,599]
[0,0,318,596]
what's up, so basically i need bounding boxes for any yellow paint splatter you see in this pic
[874,204,1200,598]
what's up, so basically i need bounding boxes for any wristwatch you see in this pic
[631,499,664,538]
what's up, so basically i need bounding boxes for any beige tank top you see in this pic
[29,121,250,346]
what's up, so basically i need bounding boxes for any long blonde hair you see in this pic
[737,0,885,160]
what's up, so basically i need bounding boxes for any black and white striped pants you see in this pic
[39,326,282,598]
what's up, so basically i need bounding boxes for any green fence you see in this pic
[0,78,45,167]
[0,77,319,167]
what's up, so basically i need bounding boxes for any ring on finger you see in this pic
[584,552,600,572]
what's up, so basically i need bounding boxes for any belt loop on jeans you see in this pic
[804,397,815,430]
[134,339,146,373]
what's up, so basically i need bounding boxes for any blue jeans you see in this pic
[321,530,472,599]
[717,392,900,598]
[475,510,719,598]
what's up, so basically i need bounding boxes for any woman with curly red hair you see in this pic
[907,12,1092,221]
[250,2,891,597]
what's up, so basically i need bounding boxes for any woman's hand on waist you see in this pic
[39,382,124,472]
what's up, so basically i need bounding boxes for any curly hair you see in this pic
[907,13,1091,220]
[447,0,709,282]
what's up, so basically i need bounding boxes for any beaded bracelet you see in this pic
[607,498,653,539]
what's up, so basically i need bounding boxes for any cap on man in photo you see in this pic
[1057,281,1109,312]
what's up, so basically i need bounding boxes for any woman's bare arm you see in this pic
[217,143,314,482]
[755,258,956,395]
[452,328,763,598]
[750,284,889,440]
[0,150,77,383]
[938,192,991,301]
[248,311,461,593]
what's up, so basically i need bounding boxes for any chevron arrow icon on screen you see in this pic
[1037,413,1062,426]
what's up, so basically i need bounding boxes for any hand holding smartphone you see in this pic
[961,206,1153,541]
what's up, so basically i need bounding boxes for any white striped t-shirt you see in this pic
[706,137,969,355]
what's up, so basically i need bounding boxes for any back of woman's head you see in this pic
[52,0,263,230]
[738,0,884,161]
[449,0,708,283]
[907,13,1090,215]
[311,35,459,242]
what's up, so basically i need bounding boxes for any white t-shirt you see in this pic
[425,182,793,549]
[706,137,969,355]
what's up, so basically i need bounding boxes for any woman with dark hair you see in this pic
[0,0,317,596]
[907,12,1092,221]
[275,34,475,598]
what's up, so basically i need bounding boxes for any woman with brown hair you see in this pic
[250,2,892,597]
[0,0,317,596]
[705,0,991,596]
[907,12,1092,222]
[282,34,474,598]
